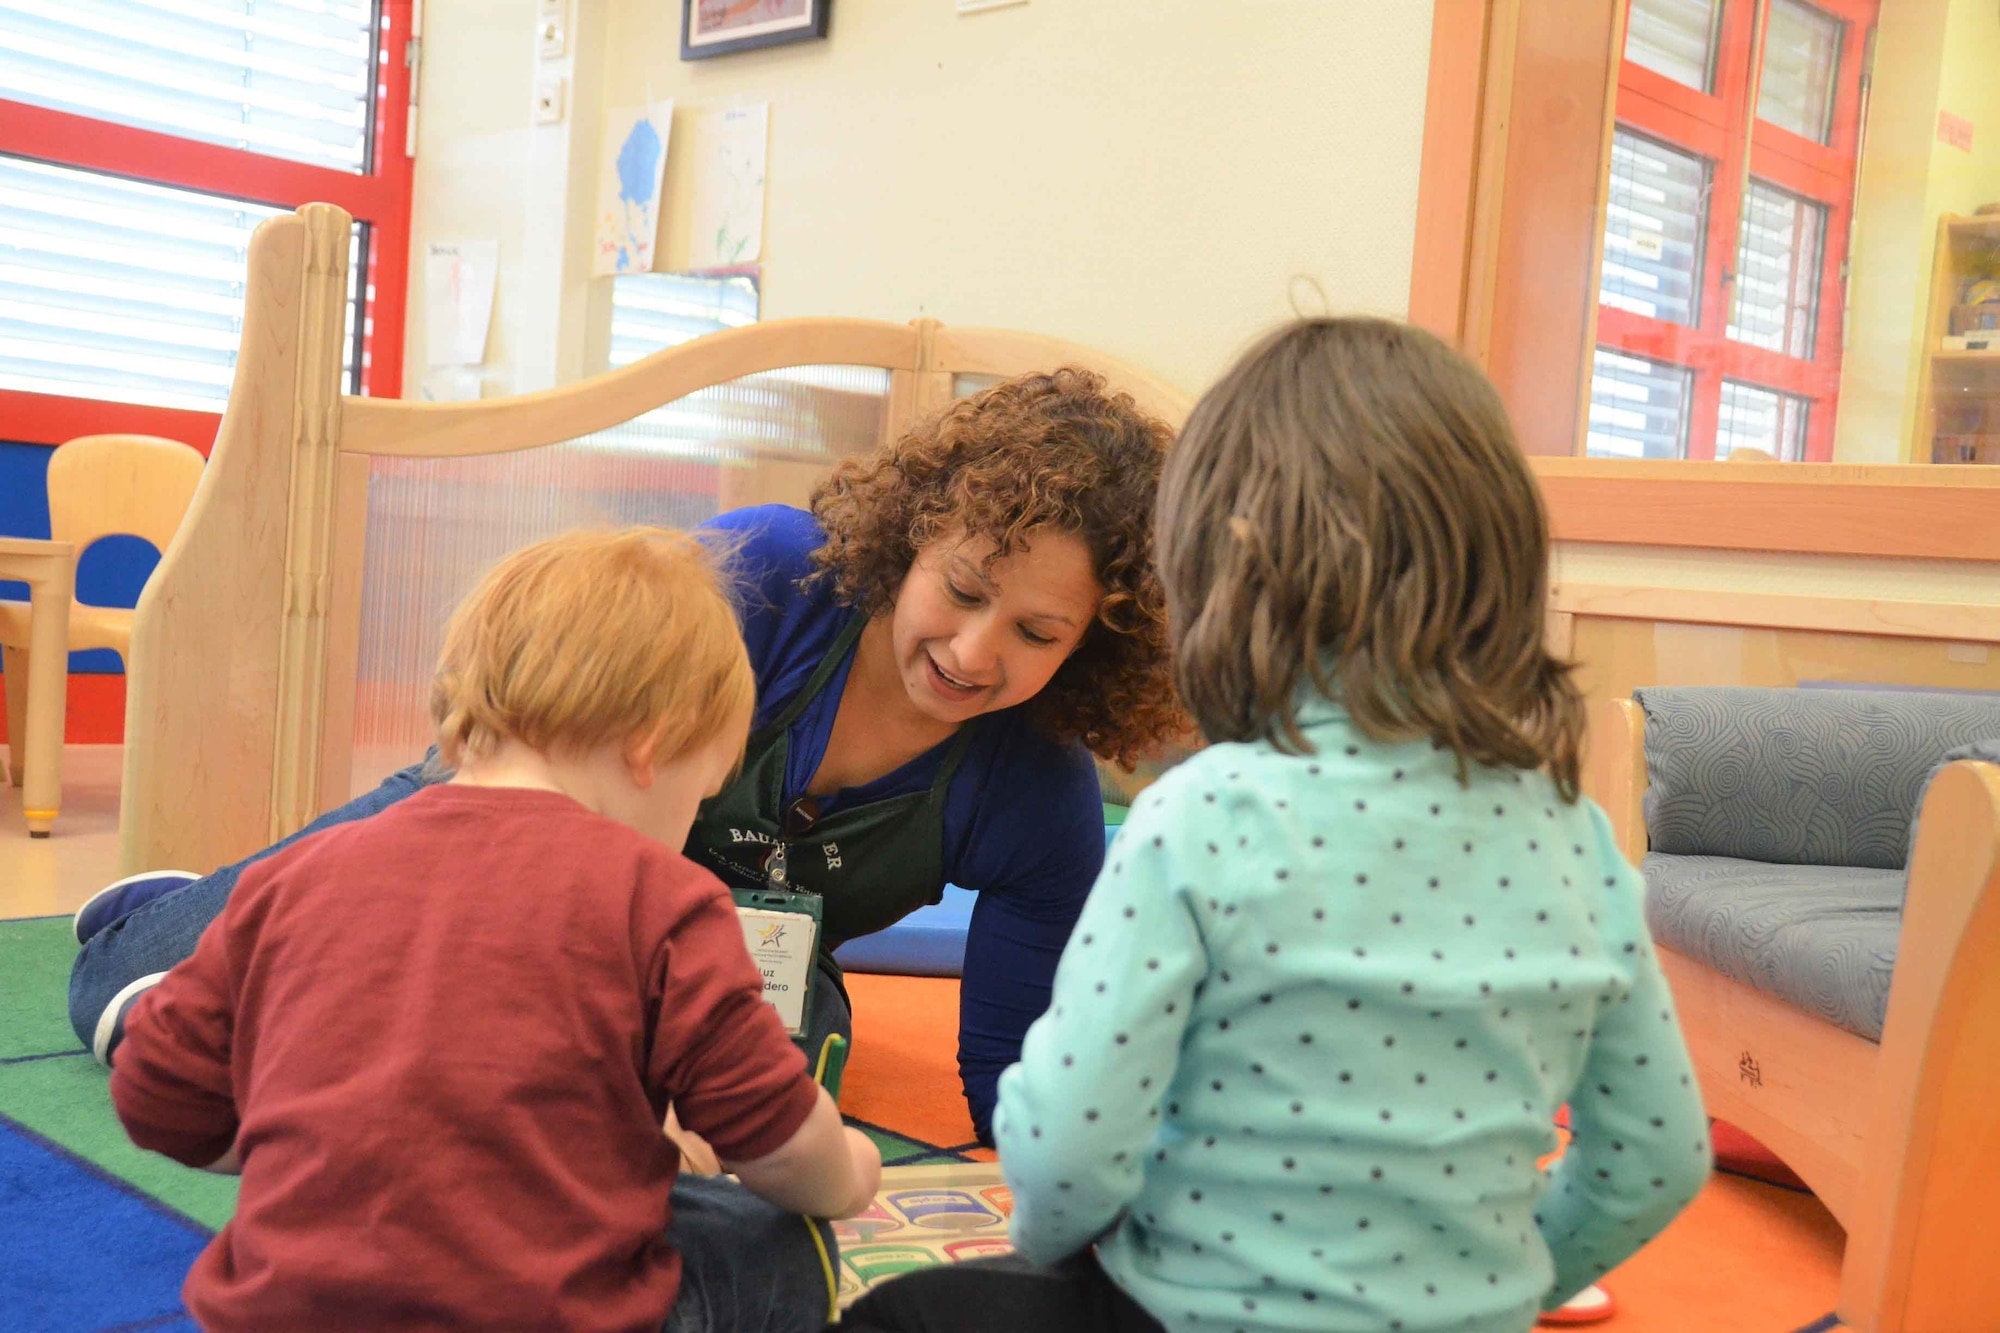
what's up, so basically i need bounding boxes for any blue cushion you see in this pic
[1643,852,1903,1042]
[1636,686,2000,870]
[834,825,1124,978]
[833,885,977,978]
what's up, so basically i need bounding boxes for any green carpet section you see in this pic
[0,916,83,1059]
[0,1055,237,1230]
[0,917,237,1230]
[849,1118,956,1166]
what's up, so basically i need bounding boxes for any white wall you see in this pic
[406,0,1435,399]
[402,0,612,397]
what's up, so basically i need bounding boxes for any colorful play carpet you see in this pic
[3,915,1848,1332]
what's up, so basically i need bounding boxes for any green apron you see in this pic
[684,612,978,992]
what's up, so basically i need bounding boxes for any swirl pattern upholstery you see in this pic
[1634,687,2000,1043]
[1637,687,2000,871]
[1642,854,1902,1040]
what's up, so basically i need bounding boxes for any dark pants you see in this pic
[835,1253,1165,1333]
[665,1174,838,1333]
[69,760,445,1048]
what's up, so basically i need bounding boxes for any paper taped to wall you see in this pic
[688,104,768,270]
[595,101,676,276]
[424,239,499,367]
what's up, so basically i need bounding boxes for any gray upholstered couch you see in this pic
[1635,686,2000,1044]
[1589,684,2000,1331]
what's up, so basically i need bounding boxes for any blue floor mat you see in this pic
[0,1114,209,1333]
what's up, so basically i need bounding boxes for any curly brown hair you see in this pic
[809,368,1188,767]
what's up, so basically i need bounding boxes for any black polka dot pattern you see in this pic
[987,727,1709,1330]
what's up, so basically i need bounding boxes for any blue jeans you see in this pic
[68,757,856,1063]
[665,1174,839,1333]
[67,759,445,1049]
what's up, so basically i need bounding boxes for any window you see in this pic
[1757,0,1844,143]
[2,2,378,173]
[0,155,365,410]
[1600,130,1709,327]
[1589,349,1695,459]
[1587,0,1874,461]
[608,272,760,369]
[1623,0,1722,94]
[0,0,412,436]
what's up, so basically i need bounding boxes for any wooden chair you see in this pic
[1588,697,2000,1332]
[0,434,206,782]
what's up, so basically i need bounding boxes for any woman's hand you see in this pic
[664,1104,723,1175]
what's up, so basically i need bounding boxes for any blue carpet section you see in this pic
[1790,1316,1841,1333]
[0,1114,209,1333]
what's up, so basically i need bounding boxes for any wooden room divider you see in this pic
[117,203,1191,879]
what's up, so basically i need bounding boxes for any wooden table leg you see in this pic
[21,559,73,837]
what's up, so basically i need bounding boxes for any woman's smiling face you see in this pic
[885,526,1103,726]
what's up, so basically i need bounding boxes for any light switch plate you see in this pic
[957,0,1028,11]
[537,17,567,58]
[532,76,567,124]
[536,0,564,15]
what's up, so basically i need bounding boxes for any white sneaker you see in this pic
[91,972,169,1068]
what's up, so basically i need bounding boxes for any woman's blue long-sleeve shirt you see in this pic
[709,505,1103,1140]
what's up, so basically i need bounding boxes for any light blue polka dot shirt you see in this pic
[993,696,1711,1333]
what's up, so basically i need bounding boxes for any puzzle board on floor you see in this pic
[835,1162,1012,1307]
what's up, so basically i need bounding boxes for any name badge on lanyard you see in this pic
[733,841,822,1037]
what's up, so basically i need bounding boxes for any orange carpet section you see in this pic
[839,971,1846,1329]
[842,973,990,1157]
[1606,1174,1843,1331]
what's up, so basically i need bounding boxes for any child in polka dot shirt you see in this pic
[838,319,1710,1333]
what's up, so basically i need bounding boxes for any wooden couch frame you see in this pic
[118,204,1191,880]
[1588,700,2000,1332]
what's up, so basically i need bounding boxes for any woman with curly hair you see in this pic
[68,368,1184,1147]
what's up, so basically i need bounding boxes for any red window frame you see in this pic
[1599,0,1876,461]
[0,0,415,457]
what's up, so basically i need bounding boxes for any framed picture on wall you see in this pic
[681,0,830,60]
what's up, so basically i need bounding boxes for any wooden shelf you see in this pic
[1919,217,2000,460]
[1931,349,2000,391]
[1944,213,2000,240]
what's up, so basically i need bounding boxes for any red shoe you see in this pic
[1540,1284,1616,1325]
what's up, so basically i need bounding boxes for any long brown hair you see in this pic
[1155,318,1583,799]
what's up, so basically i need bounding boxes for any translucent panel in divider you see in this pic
[952,372,1005,399]
[348,365,890,795]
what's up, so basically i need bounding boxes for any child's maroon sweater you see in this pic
[111,783,819,1333]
